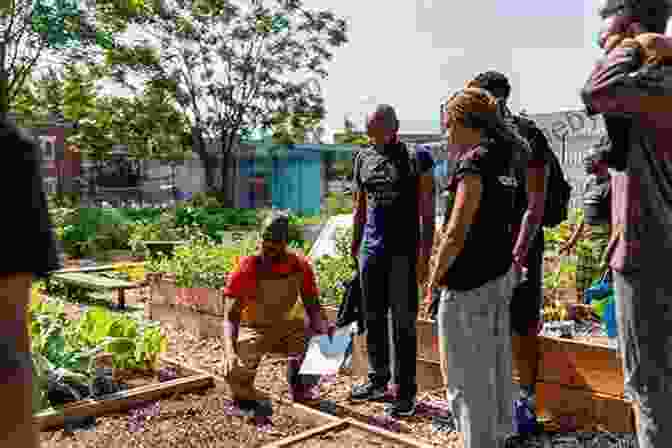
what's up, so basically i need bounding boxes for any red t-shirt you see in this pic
[222,253,320,303]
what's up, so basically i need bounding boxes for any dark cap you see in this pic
[260,211,290,242]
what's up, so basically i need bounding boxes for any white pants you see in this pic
[438,268,517,448]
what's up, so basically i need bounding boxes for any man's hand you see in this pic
[221,351,244,377]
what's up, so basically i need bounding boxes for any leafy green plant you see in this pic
[121,207,165,223]
[147,231,257,289]
[127,211,181,254]
[314,227,354,305]
[30,294,168,381]
[323,192,353,216]
[60,208,132,257]
[186,192,223,208]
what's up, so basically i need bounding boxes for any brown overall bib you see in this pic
[226,261,317,401]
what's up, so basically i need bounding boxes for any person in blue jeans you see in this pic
[349,104,435,417]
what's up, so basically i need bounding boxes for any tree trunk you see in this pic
[219,142,234,208]
[192,127,217,193]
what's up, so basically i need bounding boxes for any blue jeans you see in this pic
[359,252,418,399]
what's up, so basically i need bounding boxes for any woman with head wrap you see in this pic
[426,87,521,448]
[561,137,612,300]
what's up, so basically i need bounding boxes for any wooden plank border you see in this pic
[262,418,434,448]
[262,420,350,447]
[35,362,214,431]
[49,262,146,275]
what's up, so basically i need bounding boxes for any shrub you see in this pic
[146,231,257,289]
[314,226,354,305]
[127,212,182,254]
[60,208,132,257]
[323,192,353,216]
[186,192,225,208]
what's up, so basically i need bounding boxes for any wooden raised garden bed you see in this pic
[35,358,215,431]
[350,332,634,433]
[146,274,227,338]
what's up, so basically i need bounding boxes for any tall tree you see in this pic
[15,64,191,163]
[106,0,348,204]
[0,0,161,120]
[270,109,325,144]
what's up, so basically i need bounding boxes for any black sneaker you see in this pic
[350,382,387,401]
[384,398,416,417]
[232,399,257,417]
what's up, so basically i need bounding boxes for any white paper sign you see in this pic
[299,327,352,376]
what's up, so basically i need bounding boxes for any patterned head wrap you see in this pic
[260,211,290,242]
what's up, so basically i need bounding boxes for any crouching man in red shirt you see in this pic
[220,212,334,414]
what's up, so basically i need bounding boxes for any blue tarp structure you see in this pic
[237,140,353,216]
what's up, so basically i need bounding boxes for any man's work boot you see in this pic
[384,396,417,418]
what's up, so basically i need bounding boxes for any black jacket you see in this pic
[335,273,365,335]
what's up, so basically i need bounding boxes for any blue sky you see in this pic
[308,0,605,134]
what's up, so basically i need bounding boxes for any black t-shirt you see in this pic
[0,120,60,278]
[583,174,611,225]
[352,143,434,256]
[439,143,517,291]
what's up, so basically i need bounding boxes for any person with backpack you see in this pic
[561,137,612,301]
[427,87,524,448]
[468,71,571,436]
[349,104,435,418]
[582,2,672,445]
